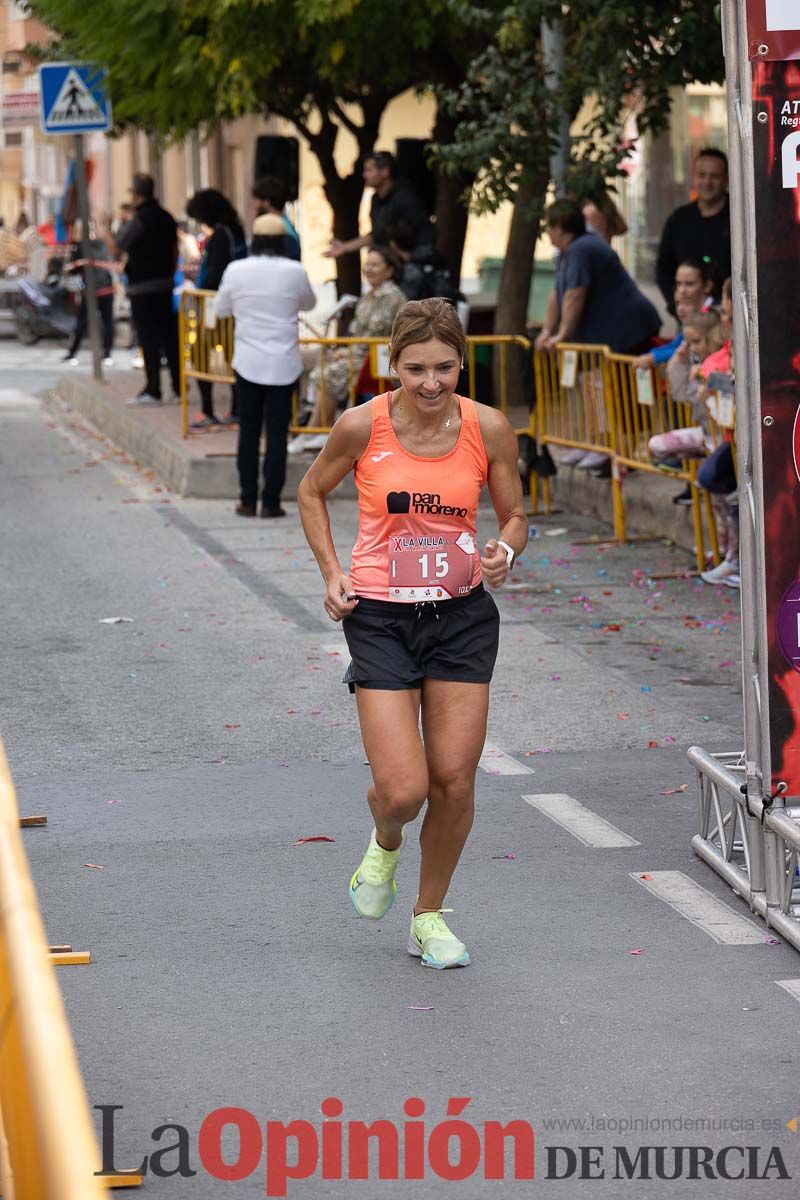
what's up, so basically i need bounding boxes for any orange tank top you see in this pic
[349,392,489,602]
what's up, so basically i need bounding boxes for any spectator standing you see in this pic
[115,173,180,406]
[582,193,628,244]
[656,148,731,311]
[325,152,434,261]
[535,200,661,354]
[214,214,316,518]
[185,189,247,427]
[535,199,661,474]
[62,221,116,365]
[177,221,201,275]
[252,176,301,261]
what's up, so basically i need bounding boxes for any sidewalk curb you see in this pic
[54,373,698,551]
[545,464,698,554]
[53,372,356,501]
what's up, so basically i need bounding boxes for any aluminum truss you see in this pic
[689,0,800,951]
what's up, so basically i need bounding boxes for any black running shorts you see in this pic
[341,584,500,692]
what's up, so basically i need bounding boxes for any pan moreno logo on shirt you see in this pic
[386,490,468,518]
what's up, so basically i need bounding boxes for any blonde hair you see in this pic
[389,298,467,368]
[683,309,724,353]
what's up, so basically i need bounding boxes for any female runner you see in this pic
[298,298,528,968]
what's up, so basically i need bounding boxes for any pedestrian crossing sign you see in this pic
[39,63,111,135]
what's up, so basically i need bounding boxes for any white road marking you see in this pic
[479,742,534,775]
[776,979,800,1003]
[631,870,765,944]
[523,793,639,847]
[0,389,38,407]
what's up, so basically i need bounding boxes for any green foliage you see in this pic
[26,0,477,141]
[435,0,725,213]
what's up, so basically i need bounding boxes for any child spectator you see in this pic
[673,258,719,312]
[632,296,702,372]
[648,310,725,462]
[697,278,738,588]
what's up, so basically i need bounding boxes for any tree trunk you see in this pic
[493,169,549,412]
[322,172,365,298]
[431,106,474,285]
[301,97,388,298]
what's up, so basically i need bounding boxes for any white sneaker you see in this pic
[700,559,740,586]
[303,433,328,451]
[576,451,609,470]
[723,572,741,589]
[102,357,114,367]
[408,910,470,969]
[126,392,162,406]
[66,357,79,366]
[287,434,313,455]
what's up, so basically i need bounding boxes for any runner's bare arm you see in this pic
[476,405,529,588]
[297,406,372,619]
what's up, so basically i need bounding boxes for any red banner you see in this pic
[752,57,800,791]
[747,0,800,59]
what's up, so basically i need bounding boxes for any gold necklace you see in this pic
[395,391,456,434]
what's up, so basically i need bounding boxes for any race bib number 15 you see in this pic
[388,532,475,601]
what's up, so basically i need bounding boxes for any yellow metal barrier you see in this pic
[604,351,720,572]
[178,288,234,438]
[0,740,107,1200]
[178,289,533,437]
[292,337,393,435]
[531,343,619,533]
[532,344,726,571]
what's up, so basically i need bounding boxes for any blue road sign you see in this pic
[39,63,111,135]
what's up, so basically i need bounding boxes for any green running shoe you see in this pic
[349,829,403,919]
[408,910,470,969]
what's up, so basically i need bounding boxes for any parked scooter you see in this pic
[14,258,78,345]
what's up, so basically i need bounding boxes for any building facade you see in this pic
[0,0,728,311]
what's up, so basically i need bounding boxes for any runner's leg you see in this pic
[355,687,426,850]
[417,679,489,912]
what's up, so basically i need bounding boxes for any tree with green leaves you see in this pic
[435,0,725,339]
[27,0,497,294]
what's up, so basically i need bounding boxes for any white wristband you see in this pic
[497,540,516,571]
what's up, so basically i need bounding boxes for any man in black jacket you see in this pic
[656,148,731,313]
[116,173,179,404]
[324,152,434,262]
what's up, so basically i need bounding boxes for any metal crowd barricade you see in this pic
[178,288,235,437]
[604,351,719,573]
[531,343,622,534]
[178,290,529,439]
[0,740,107,1199]
[292,336,393,436]
[532,343,726,572]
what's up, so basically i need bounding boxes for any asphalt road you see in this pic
[2,344,799,1198]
